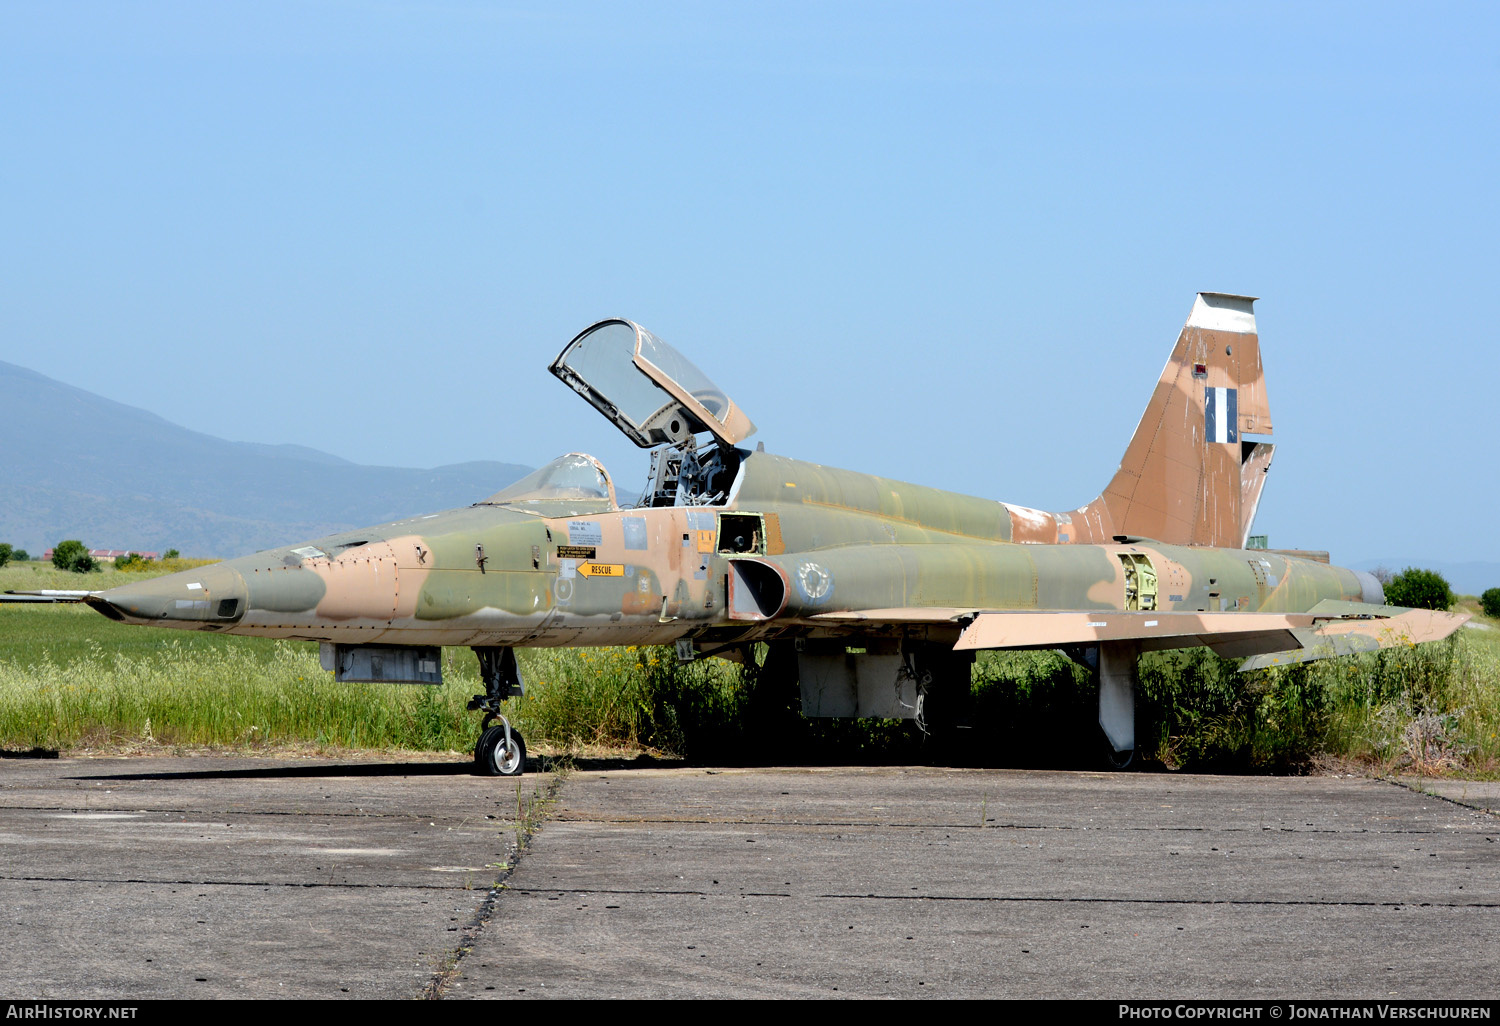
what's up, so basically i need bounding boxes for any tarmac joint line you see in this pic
[504,886,1500,910]
[1,874,483,891]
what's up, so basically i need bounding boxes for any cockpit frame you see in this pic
[549,318,756,450]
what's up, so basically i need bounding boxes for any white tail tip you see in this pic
[1187,292,1258,334]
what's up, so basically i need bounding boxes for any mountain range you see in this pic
[0,359,529,558]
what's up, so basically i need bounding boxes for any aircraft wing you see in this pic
[811,603,1471,666]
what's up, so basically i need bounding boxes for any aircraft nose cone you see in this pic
[86,563,249,626]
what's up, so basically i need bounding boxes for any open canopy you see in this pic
[549,319,756,449]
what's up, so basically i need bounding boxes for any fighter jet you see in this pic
[85,293,1469,774]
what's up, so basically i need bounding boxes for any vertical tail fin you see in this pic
[1083,292,1274,548]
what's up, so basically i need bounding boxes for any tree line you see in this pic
[0,541,179,572]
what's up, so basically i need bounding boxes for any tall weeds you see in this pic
[0,629,749,758]
[1135,634,1500,774]
[4,599,1497,773]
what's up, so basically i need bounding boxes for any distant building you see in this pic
[41,548,161,563]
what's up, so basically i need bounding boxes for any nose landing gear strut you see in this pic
[469,647,527,776]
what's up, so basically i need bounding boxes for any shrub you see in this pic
[163,549,180,559]
[0,544,10,568]
[115,552,154,570]
[50,540,98,574]
[12,549,28,562]
[1482,588,1500,619]
[1383,567,1453,611]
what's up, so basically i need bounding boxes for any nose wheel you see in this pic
[468,646,527,776]
[475,718,527,776]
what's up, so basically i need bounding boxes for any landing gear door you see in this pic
[550,319,756,449]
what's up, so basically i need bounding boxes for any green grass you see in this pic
[0,599,290,667]
[0,558,218,594]
[1131,626,1500,775]
[1318,626,1500,775]
[0,602,749,757]
[0,605,456,751]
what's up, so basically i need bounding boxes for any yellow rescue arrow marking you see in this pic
[579,563,625,578]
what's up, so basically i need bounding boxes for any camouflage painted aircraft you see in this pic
[85,293,1468,774]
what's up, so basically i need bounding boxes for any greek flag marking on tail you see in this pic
[1205,387,1238,444]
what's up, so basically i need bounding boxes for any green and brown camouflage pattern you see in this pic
[83,441,1434,653]
[86,293,1467,678]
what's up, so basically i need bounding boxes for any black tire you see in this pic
[1105,746,1136,771]
[475,725,526,777]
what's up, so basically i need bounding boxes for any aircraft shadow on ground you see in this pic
[60,749,1169,783]
[61,754,691,781]
[67,761,480,782]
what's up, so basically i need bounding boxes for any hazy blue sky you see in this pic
[2,2,1495,566]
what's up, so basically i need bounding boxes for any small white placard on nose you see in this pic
[186,582,203,590]
[567,520,602,545]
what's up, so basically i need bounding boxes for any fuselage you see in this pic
[89,448,1380,649]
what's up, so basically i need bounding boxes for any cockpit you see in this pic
[480,453,617,510]
[484,319,755,513]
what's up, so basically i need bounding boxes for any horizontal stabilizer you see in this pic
[1304,598,1412,618]
[1239,607,1470,670]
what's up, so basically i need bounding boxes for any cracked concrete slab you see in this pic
[5,757,1499,999]
[1396,775,1500,817]
[450,766,1500,1000]
[0,755,550,999]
